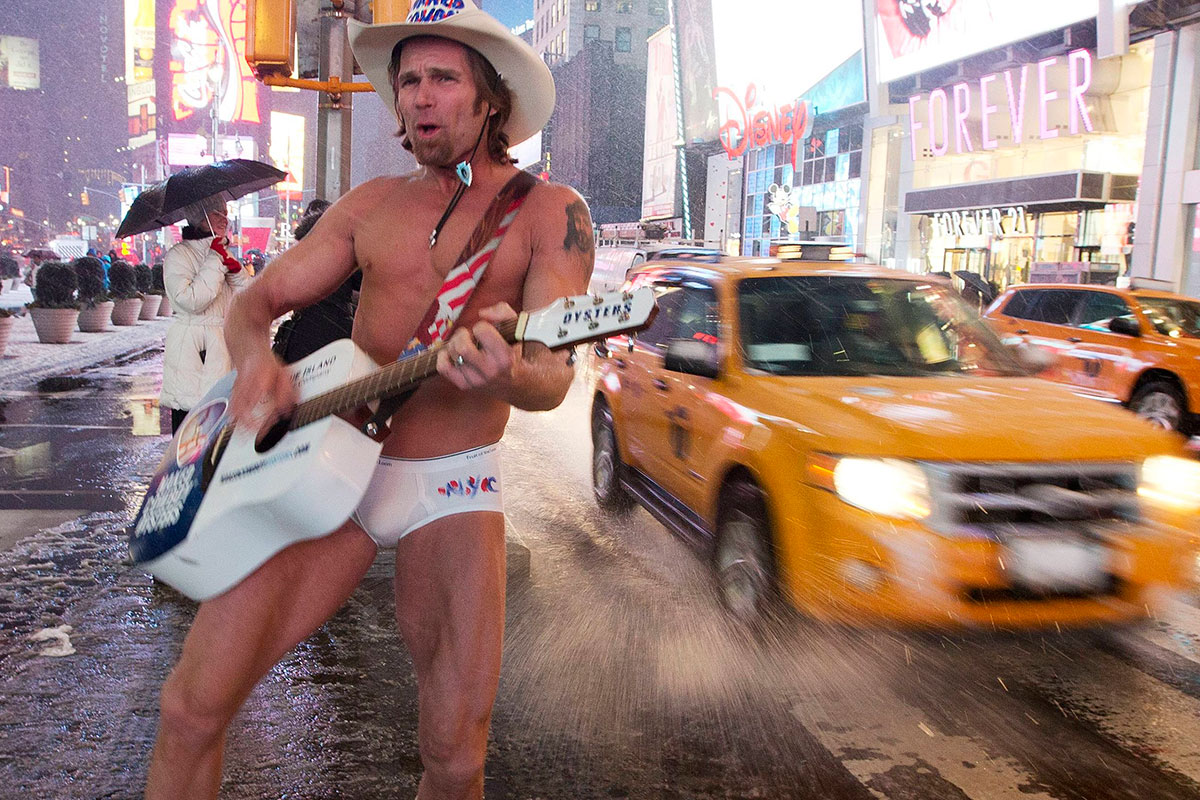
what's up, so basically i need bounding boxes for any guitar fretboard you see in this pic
[289,317,521,429]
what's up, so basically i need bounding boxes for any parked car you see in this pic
[983,283,1200,433]
[589,246,646,294]
[591,255,1198,628]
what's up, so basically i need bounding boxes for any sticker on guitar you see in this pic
[128,288,657,601]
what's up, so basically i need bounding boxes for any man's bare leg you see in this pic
[145,521,378,799]
[393,511,507,800]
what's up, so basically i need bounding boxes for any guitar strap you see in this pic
[362,170,540,435]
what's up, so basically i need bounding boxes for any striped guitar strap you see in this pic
[361,171,539,435]
[403,170,540,356]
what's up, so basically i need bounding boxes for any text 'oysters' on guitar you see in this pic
[127,288,657,602]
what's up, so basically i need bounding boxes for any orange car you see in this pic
[592,256,1198,628]
[983,284,1200,433]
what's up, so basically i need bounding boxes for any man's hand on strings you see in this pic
[437,303,519,392]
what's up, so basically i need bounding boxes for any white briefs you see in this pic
[352,441,504,548]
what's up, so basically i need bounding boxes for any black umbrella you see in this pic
[954,270,997,303]
[116,159,287,239]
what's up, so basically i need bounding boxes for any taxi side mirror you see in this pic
[665,339,719,379]
[1108,316,1141,337]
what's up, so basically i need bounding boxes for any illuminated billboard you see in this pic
[0,36,40,90]
[642,26,679,221]
[269,112,305,199]
[874,0,1099,84]
[167,0,262,125]
[127,0,157,148]
[168,133,258,166]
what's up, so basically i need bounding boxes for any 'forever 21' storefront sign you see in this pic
[933,206,1029,239]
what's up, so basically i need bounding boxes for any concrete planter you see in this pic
[30,307,80,344]
[78,301,115,333]
[0,315,13,357]
[158,295,173,316]
[139,294,163,319]
[111,297,144,326]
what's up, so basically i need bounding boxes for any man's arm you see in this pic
[438,184,594,411]
[224,190,363,427]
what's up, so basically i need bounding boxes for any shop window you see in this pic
[615,27,632,51]
[616,0,633,11]
[849,151,862,179]
[584,24,600,40]
[585,0,600,10]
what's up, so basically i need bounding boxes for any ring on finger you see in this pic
[455,354,465,367]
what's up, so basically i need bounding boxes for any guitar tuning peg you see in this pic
[563,298,576,309]
[565,347,577,366]
[592,294,604,305]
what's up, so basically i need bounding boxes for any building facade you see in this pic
[532,0,667,69]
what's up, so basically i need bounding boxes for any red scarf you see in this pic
[209,237,241,273]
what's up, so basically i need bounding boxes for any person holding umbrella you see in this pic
[159,195,250,432]
[143,2,593,797]
[115,158,287,431]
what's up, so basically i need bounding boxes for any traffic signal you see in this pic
[81,190,90,206]
[246,0,297,79]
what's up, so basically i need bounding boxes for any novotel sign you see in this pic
[908,49,1096,162]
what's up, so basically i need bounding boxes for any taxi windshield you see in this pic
[737,276,1026,377]
[1134,296,1200,338]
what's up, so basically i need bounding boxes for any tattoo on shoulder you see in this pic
[563,200,594,256]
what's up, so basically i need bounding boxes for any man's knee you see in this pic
[156,671,238,748]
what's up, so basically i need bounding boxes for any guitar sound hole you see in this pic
[254,416,292,454]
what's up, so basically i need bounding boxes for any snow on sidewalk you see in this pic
[0,285,170,390]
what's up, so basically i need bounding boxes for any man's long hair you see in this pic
[387,37,515,165]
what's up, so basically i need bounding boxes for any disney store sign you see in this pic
[713,83,811,169]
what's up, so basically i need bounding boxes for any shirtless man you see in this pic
[144,3,592,798]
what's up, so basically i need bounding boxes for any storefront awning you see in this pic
[903,171,1138,215]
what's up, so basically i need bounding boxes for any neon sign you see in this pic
[168,0,261,125]
[909,49,1094,161]
[713,83,810,169]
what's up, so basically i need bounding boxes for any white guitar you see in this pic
[129,288,656,601]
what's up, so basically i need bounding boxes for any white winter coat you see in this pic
[160,237,251,411]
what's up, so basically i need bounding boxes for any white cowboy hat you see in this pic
[348,0,555,147]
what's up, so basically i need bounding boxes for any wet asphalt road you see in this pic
[1,350,1200,799]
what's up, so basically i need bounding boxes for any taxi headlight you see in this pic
[829,457,931,520]
[1138,455,1200,513]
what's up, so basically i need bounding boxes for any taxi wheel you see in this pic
[592,402,634,512]
[714,482,778,625]
[1131,380,1185,432]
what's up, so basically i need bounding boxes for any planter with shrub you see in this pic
[136,263,161,319]
[151,262,172,316]
[73,256,114,333]
[108,260,144,325]
[27,260,80,343]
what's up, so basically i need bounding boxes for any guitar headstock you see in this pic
[518,287,657,350]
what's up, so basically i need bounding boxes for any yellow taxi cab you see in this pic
[591,253,1199,628]
[983,283,1200,433]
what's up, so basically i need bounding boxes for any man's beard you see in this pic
[409,133,458,168]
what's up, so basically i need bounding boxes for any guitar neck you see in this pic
[289,317,521,429]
